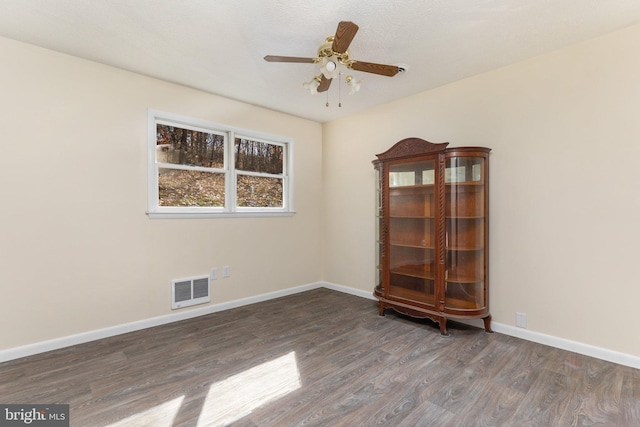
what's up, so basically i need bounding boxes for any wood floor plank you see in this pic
[508,368,578,426]
[557,358,623,425]
[620,366,640,425]
[454,381,526,426]
[491,340,547,394]
[396,399,457,427]
[0,288,638,426]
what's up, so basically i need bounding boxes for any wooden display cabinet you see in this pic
[373,137,491,335]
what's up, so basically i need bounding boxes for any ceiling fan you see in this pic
[264,21,403,95]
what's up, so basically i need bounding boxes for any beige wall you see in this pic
[0,37,323,350]
[323,24,640,357]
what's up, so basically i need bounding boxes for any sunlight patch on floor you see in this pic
[197,351,301,427]
[106,395,185,427]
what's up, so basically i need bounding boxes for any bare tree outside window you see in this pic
[156,124,226,207]
[235,138,284,208]
[149,115,292,217]
[235,138,283,174]
[156,124,225,168]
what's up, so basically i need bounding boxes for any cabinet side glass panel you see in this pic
[445,156,486,310]
[375,166,382,293]
[445,157,485,183]
[388,159,436,306]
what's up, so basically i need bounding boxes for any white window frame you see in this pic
[147,109,294,219]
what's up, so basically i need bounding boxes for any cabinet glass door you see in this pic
[387,159,436,306]
[445,156,486,310]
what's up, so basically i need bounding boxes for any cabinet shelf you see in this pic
[446,274,482,284]
[391,242,435,249]
[445,181,485,187]
[391,184,435,191]
[391,265,435,280]
[387,286,435,306]
[391,215,435,219]
[446,245,484,251]
[445,296,484,310]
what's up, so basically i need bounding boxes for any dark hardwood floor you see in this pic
[1,288,639,426]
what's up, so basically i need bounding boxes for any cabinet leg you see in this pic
[378,302,386,316]
[483,315,493,333]
[439,318,449,336]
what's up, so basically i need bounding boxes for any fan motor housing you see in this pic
[318,37,351,64]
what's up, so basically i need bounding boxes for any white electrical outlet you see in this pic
[210,267,218,280]
[516,312,527,329]
[223,265,230,278]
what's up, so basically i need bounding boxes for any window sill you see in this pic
[146,211,296,219]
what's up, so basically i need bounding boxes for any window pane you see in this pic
[159,169,224,207]
[236,175,283,207]
[157,124,224,169]
[235,138,283,174]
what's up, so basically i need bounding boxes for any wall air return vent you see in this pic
[171,275,210,310]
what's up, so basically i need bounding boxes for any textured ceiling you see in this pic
[1,1,640,123]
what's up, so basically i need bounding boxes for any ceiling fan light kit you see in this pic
[320,56,340,79]
[303,76,321,95]
[264,21,402,106]
[345,75,361,95]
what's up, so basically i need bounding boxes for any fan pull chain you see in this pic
[338,73,342,107]
[326,89,329,107]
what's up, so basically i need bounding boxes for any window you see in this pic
[147,110,294,218]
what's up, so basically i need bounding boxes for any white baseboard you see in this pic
[447,317,640,369]
[3,281,640,370]
[321,281,377,301]
[490,322,640,370]
[0,281,323,363]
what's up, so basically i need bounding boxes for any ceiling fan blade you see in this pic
[349,60,400,77]
[317,75,332,93]
[331,21,359,54]
[264,55,316,63]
